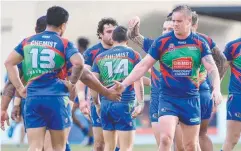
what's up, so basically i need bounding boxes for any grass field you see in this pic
[1,144,241,151]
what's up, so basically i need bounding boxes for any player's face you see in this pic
[100,24,116,46]
[162,21,173,35]
[172,11,191,35]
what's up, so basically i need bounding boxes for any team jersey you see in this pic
[223,38,241,94]
[92,46,141,102]
[198,33,216,91]
[83,43,108,66]
[83,43,109,98]
[14,31,79,97]
[148,31,211,98]
[143,37,161,95]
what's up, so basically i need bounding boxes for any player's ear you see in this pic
[35,26,38,33]
[60,23,67,32]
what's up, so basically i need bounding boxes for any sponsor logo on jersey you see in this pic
[178,41,186,44]
[168,43,175,51]
[172,57,193,77]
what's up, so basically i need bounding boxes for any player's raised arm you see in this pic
[127,16,145,48]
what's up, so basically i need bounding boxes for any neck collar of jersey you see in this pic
[172,31,193,42]
[43,30,59,35]
[98,42,109,50]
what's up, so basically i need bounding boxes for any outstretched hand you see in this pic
[106,81,125,101]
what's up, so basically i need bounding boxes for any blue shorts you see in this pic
[91,103,102,127]
[158,95,201,125]
[200,90,213,120]
[101,100,135,131]
[24,96,72,130]
[227,94,241,122]
[149,93,159,123]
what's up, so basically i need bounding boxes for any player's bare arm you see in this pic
[202,54,222,106]
[128,16,145,48]
[1,81,16,113]
[132,78,145,118]
[89,72,101,117]
[143,76,151,86]
[80,67,121,101]
[4,51,25,98]
[211,46,227,78]
[69,53,85,84]
[2,81,15,98]
[121,54,156,91]
[11,97,21,121]
[220,61,230,80]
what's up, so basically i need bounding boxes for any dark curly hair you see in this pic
[97,18,118,39]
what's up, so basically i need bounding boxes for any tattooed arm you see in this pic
[127,17,145,48]
[210,46,227,78]
[202,55,221,90]
[202,55,222,105]
[220,61,230,80]
[2,81,15,98]
[69,53,85,84]
[4,51,25,97]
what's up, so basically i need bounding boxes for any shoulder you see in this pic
[84,43,101,54]
[226,38,241,47]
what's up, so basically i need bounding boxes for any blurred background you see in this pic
[1,0,241,151]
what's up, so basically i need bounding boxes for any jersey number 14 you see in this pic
[104,59,128,77]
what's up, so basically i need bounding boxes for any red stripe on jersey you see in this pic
[231,42,241,57]
[159,36,171,55]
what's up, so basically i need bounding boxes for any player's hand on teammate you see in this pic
[112,80,126,94]
[16,86,26,98]
[106,86,122,102]
[131,102,145,118]
[1,110,10,131]
[128,16,140,38]
[211,89,223,107]
[11,105,21,122]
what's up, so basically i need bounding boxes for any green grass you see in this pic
[1,144,241,151]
